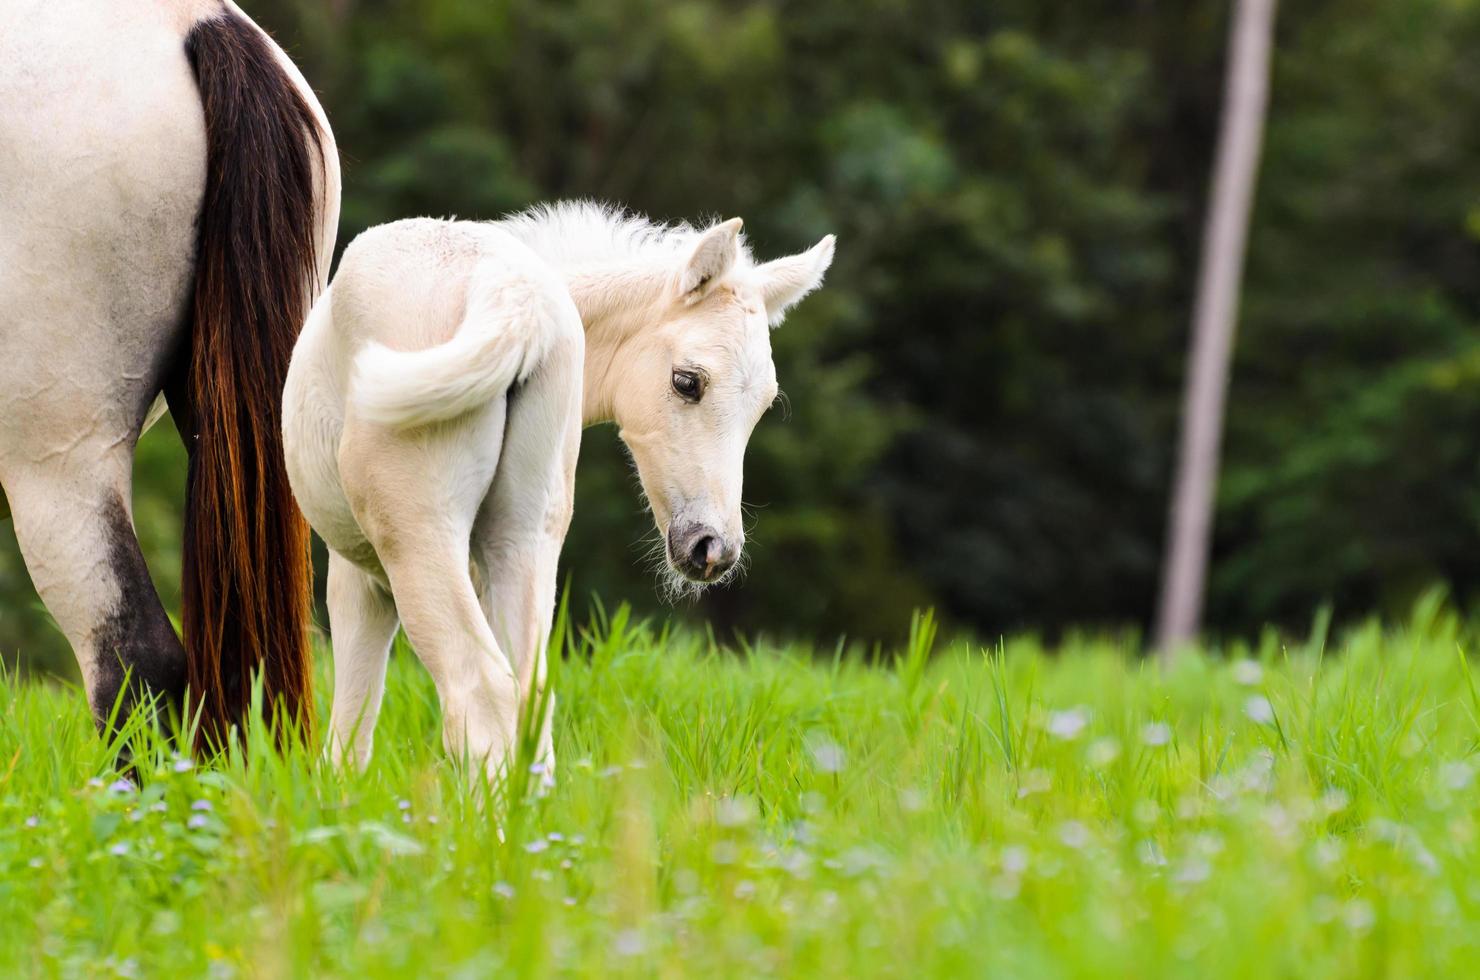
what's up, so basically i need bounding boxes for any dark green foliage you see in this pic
[1217,0,1480,627]
[5,0,1480,673]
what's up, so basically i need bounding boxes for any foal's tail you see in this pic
[353,262,566,429]
[179,11,335,749]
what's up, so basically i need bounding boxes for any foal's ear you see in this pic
[679,218,743,302]
[756,235,835,327]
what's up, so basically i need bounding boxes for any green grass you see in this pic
[3,596,1480,977]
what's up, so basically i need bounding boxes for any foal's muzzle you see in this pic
[668,522,738,583]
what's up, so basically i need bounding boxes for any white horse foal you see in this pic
[283,203,834,780]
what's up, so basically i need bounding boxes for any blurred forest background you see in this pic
[5,0,1480,677]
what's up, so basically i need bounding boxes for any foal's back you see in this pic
[333,220,505,353]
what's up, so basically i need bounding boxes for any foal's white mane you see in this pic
[497,200,755,274]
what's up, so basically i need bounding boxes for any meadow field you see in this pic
[2,598,1478,977]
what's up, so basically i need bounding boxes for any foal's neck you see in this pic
[558,263,671,427]
[562,264,668,426]
[496,210,681,426]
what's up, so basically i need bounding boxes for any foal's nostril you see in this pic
[669,524,736,582]
[689,534,721,576]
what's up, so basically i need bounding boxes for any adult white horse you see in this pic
[0,1,339,741]
[283,204,833,777]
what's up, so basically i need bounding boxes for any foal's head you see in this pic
[606,218,834,593]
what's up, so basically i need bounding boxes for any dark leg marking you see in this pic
[89,495,188,730]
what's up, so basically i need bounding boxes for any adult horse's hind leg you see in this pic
[0,14,198,730]
[1,0,206,730]
[1,434,186,727]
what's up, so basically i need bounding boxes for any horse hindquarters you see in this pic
[0,4,337,736]
[0,1,207,725]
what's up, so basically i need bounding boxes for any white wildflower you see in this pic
[613,930,646,957]
[1232,660,1264,686]
[1173,856,1210,884]
[715,796,757,828]
[1136,840,1167,867]
[1141,722,1172,747]
[1440,761,1474,791]
[1047,706,1090,741]
[807,736,847,773]
[1058,821,1090,849]
[1017,769,1052,798]
[988,874,1020,900]
[1087,737,1121,768]
[1343,900,1375,933]
[1244,695,1276,725]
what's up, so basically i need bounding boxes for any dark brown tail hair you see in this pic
[181,12,326,749]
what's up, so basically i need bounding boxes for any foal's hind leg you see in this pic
[0,438,186,726]
[340,402,520,782]
[472,329,584,777]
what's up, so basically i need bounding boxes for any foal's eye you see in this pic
[671,369,704,402]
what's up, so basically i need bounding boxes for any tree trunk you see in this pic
[1154,0,1278,660]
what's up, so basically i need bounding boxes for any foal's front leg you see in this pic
[325,552,399,768]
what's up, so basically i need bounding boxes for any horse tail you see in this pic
[179,11,331,749]
[352,261,564,429]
